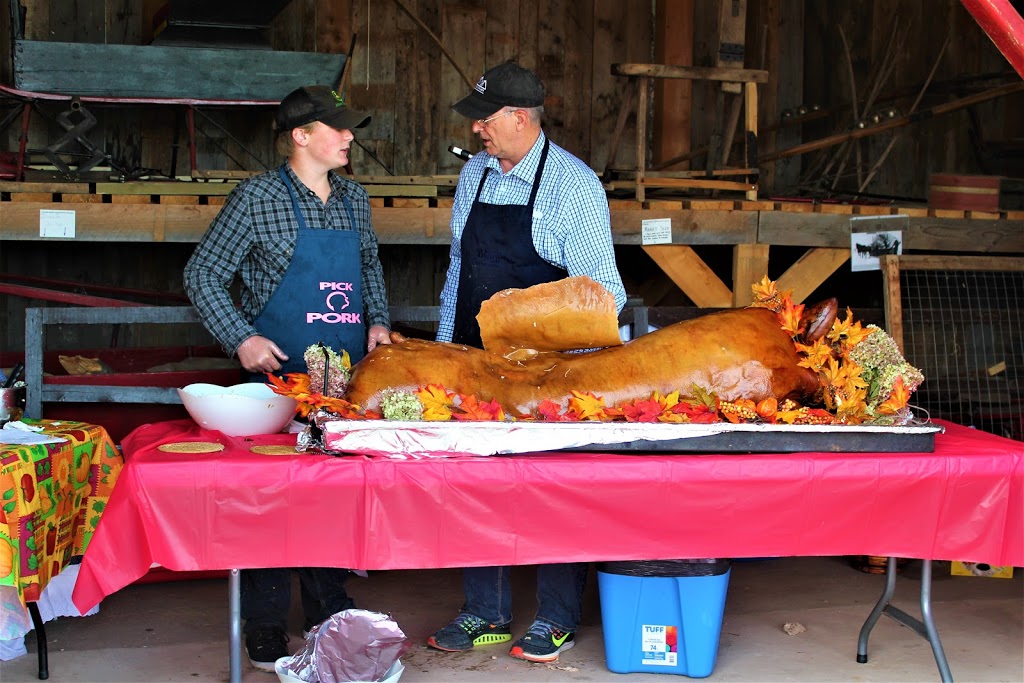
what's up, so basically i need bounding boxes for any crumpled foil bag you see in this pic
[278,609,409,682]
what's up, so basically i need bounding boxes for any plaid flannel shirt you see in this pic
[184,162,389,357]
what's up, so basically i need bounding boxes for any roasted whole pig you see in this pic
[345,302,835,415]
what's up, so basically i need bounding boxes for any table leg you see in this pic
[229,569,241,683]
[856,557,953,682]
[26,602,48,680]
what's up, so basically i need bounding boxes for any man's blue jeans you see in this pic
[241,567,355,635]
[462,563,588,632]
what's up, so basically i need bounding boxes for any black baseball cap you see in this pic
[453,62,545,120]
[274,85,371,132]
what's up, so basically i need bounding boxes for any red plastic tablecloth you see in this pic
[73,419,1022,612]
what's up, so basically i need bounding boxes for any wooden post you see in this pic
[743,80,758,200]
[732,243,769,306]
[717,0,747,94]
[635,76,649,203]
[880,254,904,353]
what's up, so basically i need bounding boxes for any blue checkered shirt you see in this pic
[184,162,390,356]
[437,132,625,342]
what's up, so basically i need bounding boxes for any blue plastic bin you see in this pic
[597,559,731,678]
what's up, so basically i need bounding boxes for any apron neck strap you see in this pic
[279,165,359,231]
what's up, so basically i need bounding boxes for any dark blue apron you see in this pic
[452,138,566,348]
[250,166,367,375]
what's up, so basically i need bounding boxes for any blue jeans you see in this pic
[462,563,588,632]
[241,567,355,635]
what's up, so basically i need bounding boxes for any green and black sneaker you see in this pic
[427,612,512,652]
[509,620,575,663]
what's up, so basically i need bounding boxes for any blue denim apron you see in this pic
[250,166,367,373]
[451,138,566,348]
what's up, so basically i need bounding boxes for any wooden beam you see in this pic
[354,175,459,186]
[777,248,850,304]
[757,212,1024,252]
[612,63,769,83]
[643,244,734,307]
[880,255,903,353]
[96,182,234,196]
[0,181,89,194]
[732,243,769,306]
[362,185,437,198]
[606,177,756,192]
[0,202,219,242]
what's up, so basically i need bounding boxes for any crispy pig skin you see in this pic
[478,275,623,353]
[345,306,820,414]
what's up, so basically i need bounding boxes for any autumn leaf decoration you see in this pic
[416,384,455,421]
[750,275,923,425]
[266,372,363,419]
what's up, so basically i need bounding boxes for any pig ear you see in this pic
[389,331,408,344]
[800,297,838,343]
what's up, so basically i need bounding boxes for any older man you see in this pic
[429,62,626,664]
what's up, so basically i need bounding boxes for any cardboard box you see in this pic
[950,561,1014,579]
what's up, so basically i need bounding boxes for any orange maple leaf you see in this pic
[876,376,910,415]
[652,390,680,410]
[416,384,455,421]
[620,399,664,422]
[568,390,607,421]
[751,275,777,303]
[778,298,806,338]
[453,394,505,421]
[536,399,567,421]
[796,339,835,372]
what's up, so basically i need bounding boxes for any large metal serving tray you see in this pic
[315,419,944,458]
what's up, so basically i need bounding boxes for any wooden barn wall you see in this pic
[6,1,1016,190]
[799,0,1023,199]
[3,0,1022,355]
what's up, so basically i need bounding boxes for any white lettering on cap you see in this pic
[475,77,487,94]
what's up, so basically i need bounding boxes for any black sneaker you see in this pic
[245,627,288,672]
[426,612,512,651]
[509,620,575,663]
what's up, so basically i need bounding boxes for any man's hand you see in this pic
[367,325,392,352]
[236,335,289,374]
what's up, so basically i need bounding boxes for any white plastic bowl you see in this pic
[177,382,297,436]
[274,657,404,683]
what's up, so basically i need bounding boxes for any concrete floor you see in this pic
[2,557,1021,683]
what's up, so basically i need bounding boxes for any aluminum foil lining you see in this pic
[306,415,943,459]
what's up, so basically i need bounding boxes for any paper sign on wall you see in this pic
[642,218,672,245]
[850,215,907,272]
[40,209,76,238]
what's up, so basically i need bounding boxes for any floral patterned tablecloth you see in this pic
[0,420,122,605]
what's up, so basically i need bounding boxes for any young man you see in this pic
[429,62,626,663]
[184,85,390,671]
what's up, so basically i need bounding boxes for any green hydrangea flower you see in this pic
[380,389,424,421]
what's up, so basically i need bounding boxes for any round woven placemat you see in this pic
[250,444,299,455]
[157,441,225,454]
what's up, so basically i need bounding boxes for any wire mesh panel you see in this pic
[891,261,1023,440]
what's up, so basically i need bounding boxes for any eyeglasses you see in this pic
[475,109,519,127]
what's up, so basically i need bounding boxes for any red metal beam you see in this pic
[0,283,153,307]
[0,273,189,303]
[960,0,1024,79]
